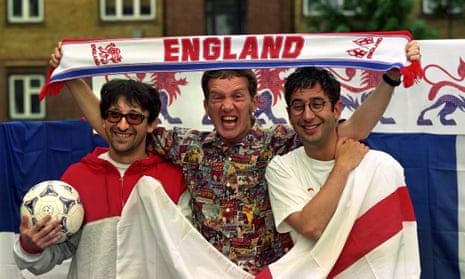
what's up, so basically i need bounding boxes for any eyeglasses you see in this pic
[289,98,327,116]
[105,110,148,125]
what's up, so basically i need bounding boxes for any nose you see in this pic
[302,104,316,119]
[116,116,130,130]
[221,98,234,111]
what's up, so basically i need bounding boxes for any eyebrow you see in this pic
[291,97,325,103]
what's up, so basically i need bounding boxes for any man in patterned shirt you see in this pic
[49,40,421,275]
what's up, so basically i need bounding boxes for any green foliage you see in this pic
[427,0,464,16]
[409,19,438,39]
[305,0,437,39]
[426,0,465,38]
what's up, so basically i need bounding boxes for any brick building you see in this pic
[0,0,164,121]
[0,0,463,122]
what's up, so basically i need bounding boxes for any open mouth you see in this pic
[221,116,238,127]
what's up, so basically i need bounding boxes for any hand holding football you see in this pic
[20,180,84,243]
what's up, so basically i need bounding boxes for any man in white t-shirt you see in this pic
[262,67,421,278]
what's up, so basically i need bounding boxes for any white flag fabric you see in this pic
[117,150,421,279]
[116,176,253,279]
[257,151,420,279]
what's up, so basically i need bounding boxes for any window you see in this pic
[7,0,44,23]
[205,0,247,35]
[422,0,462,15]
[302,0,355,16]
[9,75,46,119]
[100,0,156,21]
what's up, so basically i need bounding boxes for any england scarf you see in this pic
[39,31,422,100]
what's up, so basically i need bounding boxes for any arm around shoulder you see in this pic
[49,41,106,140]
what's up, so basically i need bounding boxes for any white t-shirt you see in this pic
[265,146,335,244]
[99,152,130,177]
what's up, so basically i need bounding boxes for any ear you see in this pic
[250,95,258,113]
[203,99,210,118]
[146,118,159,133]
[101,119,106,129]
[334,100,342,120]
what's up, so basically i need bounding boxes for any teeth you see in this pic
[116,132,131,137]
[303,124,317,130]
[222,116,237,121]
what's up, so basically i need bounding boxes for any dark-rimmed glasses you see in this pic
[290,98,327,116]
[105,110,148,125]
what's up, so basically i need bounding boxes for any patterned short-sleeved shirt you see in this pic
[150,122,300,274]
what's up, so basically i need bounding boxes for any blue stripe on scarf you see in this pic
[50,60,404,82]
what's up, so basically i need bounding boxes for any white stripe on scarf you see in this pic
[40,31,422,100]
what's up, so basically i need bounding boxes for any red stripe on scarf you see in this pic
[327,186,416,278]
[39,67,65,101]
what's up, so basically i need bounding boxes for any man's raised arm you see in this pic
[50,42,107,141]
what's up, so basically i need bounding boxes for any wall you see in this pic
[0,0,164,122]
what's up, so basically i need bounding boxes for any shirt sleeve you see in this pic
[268,124,301,156]
[266,154,310,234]
[149,126,184,165]
[13,231,80,275]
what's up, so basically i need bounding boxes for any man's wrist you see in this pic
[382,72,401,87]
[19,236,43,254]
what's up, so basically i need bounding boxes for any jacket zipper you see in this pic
[120,174,125,207]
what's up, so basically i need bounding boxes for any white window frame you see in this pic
[422,0,462,14]
[9,74,46,119]
[302,0,356,16]
[100,0,157,21]
[7,0,44,23]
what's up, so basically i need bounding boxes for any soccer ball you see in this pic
[20,180,85,243]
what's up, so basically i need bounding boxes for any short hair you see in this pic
[99,79,161,124]
[201,69,258,100]
[284,67,341,110]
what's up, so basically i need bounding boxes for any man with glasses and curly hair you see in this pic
[261,67,420,278]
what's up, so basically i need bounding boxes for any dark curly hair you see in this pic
[284,67,340,111]
[99,78,161,124]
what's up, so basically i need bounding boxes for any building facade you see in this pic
[0,0,463,122]
[0,0,164,121]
